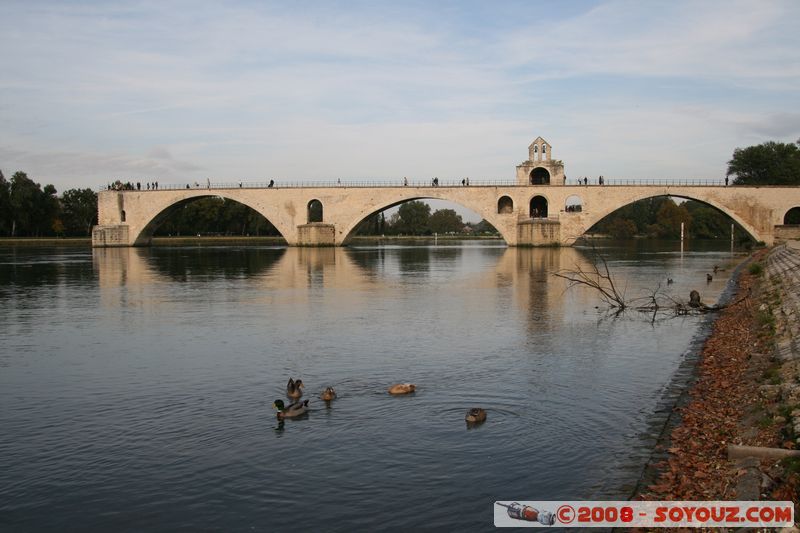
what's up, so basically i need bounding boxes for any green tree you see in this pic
[727,140,800,185]
[683,201,726,239]
[355,212,383,235]
[61,188,98,236]
[153,197,278,236]
[0,171,10,236]
[38,184,60,236]
[592,196,671,236]
[650,199,691,239]
[9,171,42,236]
[429,208,463,234]
[396,201,431,235]
[473,219,498,234]
[52,218,65,236]
[607,218,637,239]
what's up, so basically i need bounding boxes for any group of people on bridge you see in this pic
[569,176,604,186]
[426,177,472,187]
[107,180,159,191]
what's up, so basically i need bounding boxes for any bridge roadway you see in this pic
[92,181,800,247]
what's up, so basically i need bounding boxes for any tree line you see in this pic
[354,201,496,236]
[153,197,280,236]
[589,197,753,241]
[0,171,98,237]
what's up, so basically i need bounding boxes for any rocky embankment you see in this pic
[640,243,800,514]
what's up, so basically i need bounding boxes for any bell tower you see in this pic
[516,136,565,186]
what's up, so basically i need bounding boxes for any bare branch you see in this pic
[553,251,628,309]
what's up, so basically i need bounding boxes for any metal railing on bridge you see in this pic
[568,177,726,186]
[100,177,728,192]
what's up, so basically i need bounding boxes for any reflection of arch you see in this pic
[565,195,582,213]
[784,207,800,224]
[530,167,550,185]
[498,196,514,214]
[530,196,548,218]
[340,195,511,245]
[308,199,323,223]
[144,246,287,282]
[582,194,761,243]
[133,194,287,245]
[121,210,126,222]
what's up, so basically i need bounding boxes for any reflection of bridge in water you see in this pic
[93,245,600,326]
[93,137,800,247]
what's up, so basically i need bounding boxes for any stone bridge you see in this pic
[92,137,800,247]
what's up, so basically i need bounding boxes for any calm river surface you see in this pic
[0,240,743,531]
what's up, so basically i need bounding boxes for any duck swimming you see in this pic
[465,408,487,424]
[273,399,309,420]
[388,383,416,395]
[320,387,337,401]
[286,378,304,399]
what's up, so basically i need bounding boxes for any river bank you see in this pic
[0,235,504,247]
[638,243,800,511]
[0,237,91,246]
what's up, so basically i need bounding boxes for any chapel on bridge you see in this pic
[516,136,566,186]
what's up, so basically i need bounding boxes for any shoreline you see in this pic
[636,244,799,507]
[0,235,504,247]
[631,251,755,497]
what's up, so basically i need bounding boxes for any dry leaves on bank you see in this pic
[641,250,795,502]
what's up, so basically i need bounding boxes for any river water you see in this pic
[0,240,742,531]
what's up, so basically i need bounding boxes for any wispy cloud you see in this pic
[0,0,798,190]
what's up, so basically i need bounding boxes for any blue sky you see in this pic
[1,0,799,194]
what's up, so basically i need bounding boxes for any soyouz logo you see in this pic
[494,501,794,528]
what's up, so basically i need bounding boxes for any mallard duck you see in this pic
[273,399,309,420]
[388,383,416,395]
[286,378,304,399]
[320,387,337,401]
[465,408,487,424]
[706,273,713,282]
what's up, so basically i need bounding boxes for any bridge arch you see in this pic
[784,207,800,225]
[529,195,549,218]
[131,192,291,245]
[339,193,514,245]
[565,194,582,213]
[530,167,550,185]
[308,199,323,223]
[581,193,763,243]
[497,195,514,214]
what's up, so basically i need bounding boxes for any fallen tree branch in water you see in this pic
[553,249,751,317]
[553,252,628,309]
